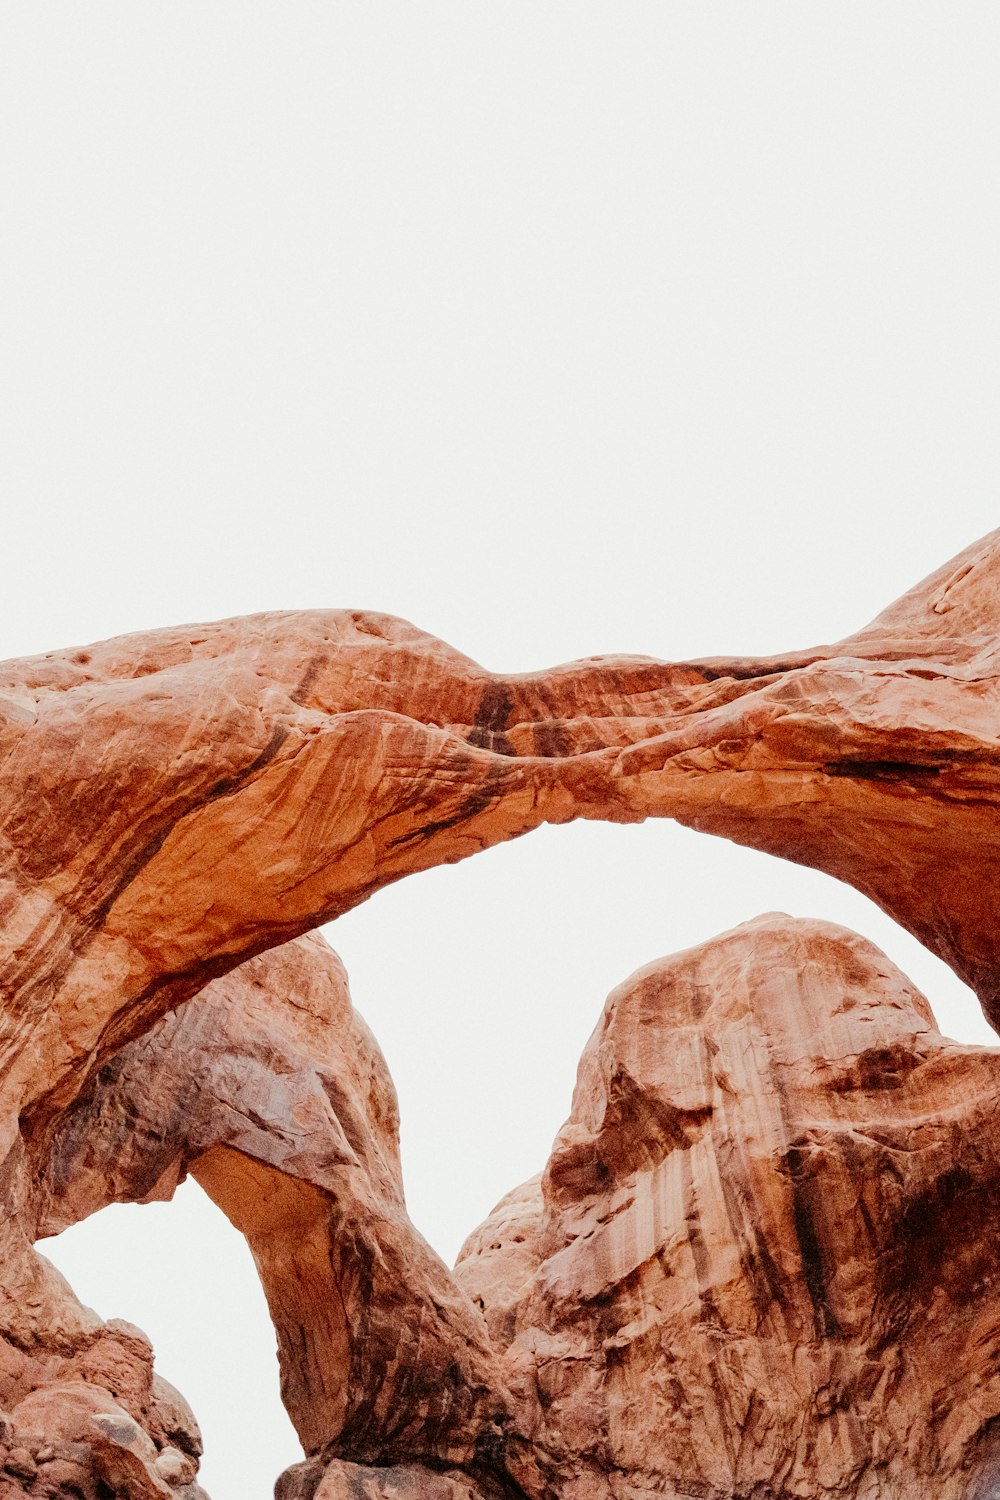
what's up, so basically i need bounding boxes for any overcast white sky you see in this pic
[3,6,999,1496]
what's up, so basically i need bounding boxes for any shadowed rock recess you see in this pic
[2,530,1000,1495]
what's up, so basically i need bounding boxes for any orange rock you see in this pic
[2,528,999,1153]
[35,935,516,1479]
[457,915,1000,1498]
[4,530,1000,1495]
[20,917,1000,1499]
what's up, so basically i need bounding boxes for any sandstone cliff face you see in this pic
[456,915,1000,1499]
[17,917,1000,1500]
[1,532,1000,1495]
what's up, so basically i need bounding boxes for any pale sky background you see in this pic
[2,6,999,1497]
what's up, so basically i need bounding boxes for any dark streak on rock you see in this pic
[388,782,505,848]
[784,1141,840,1340]
[826,760,942,782]
[691,654,828,683]
[680,1150,722,1333]
[467,686,516,758]
[291,654,325,707]
[530,722,573,759]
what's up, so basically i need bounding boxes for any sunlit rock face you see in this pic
[3,531,1000,1494]
[456,915,1000,1499]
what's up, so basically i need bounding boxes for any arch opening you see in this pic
[37,1180,302,1500]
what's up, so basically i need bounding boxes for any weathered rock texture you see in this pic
[456,915,1000,1499]
[2,530,1000,1494]
[0,936,497,1496]
[32,935,533,1492]
[0,1308,207,1500]
[5,528,1000,1151]
[20,915,1000,1500]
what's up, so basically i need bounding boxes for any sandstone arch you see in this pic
[32,935,522,1486]
[4,529,1000,1494]
[4,528,1000,1167]
[15,918,1000,1499]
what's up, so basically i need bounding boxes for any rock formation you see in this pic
[0,1309,206,1500]
[2,529,1000,1494]
[17,916,1000,1500]
[457,915,1000,1500]
[32,935,528,1490]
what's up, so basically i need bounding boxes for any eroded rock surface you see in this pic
[32,934,530,1493]
[4,531,1000,1493]
[5,528,1000,1167]
[0,1316,206,1499]
[456,915,1000,1499]
[18,916,1000,1500]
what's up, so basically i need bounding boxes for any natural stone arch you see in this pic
[2,526,1000,1170]
[30,935,529,1493]
[5,529,1000,1494]
[16,918,1000,1499]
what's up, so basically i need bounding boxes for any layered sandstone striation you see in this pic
[4,527,1000,1156]
[457,915,1000,1499]
[1,531,1000,1493]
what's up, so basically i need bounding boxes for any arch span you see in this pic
[4,530,1000,1494]
[3,525,1000,1165]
